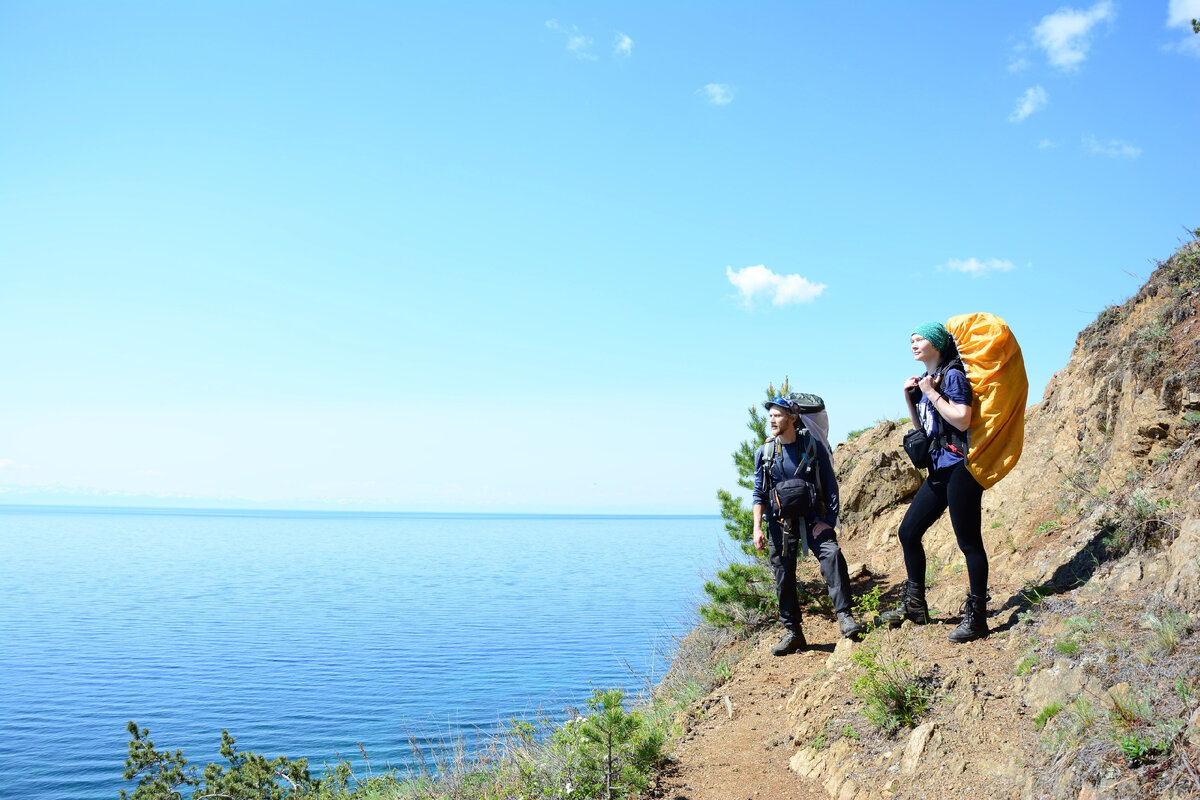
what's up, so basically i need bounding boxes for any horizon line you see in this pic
[0,502,721,520]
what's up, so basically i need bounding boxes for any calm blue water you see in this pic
[0,506,725,800]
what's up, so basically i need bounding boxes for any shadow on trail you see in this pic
[990,524,1116,634]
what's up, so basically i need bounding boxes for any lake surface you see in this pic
[0,506,726,800]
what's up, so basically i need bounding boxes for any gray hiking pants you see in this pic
[767,519,853,630]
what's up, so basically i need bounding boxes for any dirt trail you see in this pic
[647,615,845,800]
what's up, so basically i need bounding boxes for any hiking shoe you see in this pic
[948,593,989,643]
[838,611,863,640]
[771,629,807,656]
[880,580,930,628]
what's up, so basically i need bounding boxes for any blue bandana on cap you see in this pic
[763,396,798,413]
[912,322,950,353]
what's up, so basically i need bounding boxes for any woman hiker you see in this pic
[881,321,990,642]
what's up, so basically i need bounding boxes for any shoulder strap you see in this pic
[763,438,778,487]
[801,431,828,516]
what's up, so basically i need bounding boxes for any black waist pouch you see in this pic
[771,478,819,518]
[903,428,932,470]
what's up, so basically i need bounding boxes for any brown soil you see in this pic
[647,612,842,800]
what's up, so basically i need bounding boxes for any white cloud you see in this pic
[700,83,734,105]
[938,258,1017,276]
[0,459,14,468]
[726,265,826,306]
[1009,86,1049,122]
[1032,1,1115,71]
[1168,0,1200,27]
[1083,134,1142,158]
[1038,138,1060,149]
[545,19,596,61]
[613,32,633,58]
[1165,0,1200,57]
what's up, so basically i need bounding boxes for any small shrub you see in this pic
[851,632,931,734]
[1014,652,1038,676]
[1144,610,1191,655]
[1035,702,1064,730]
[1035,519,1062,536]
[1055,638,1081,657]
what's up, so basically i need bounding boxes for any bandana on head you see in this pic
[912,322,950,353]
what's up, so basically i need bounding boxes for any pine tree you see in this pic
[700,379,792,628]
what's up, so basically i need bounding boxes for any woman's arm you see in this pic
[917,374,972,431]
[904,376,921,429]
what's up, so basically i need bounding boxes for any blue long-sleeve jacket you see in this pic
[752,433,839,529]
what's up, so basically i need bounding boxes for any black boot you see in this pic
[880,580,930,628]
[771,628,807,656]
[948,593,989,642]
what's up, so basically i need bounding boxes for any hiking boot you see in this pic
[771,629,807,656]
[948,593,989,643]
[838,611,863,640]
[880,580,930,628]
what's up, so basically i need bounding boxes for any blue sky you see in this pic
[1,2,1197,513]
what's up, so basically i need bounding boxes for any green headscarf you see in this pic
[912,321,950,353]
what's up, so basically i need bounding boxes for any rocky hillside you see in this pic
[660,234,1200,800]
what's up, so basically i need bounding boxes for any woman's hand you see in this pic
[904,376,920,396]
[917,373,940,396]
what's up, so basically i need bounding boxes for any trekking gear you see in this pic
[880,580,930,627]
[948,593,989,642]
[763,431,827,549]
[944,313,1029,489]
[784,392,832,457]
[838,611,863,640]
[902,428,932,470]
[771,628,807,656]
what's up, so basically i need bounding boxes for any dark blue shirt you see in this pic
[752,433,839,529]
[917,368,972,471]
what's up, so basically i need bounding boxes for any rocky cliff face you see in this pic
[777,236,1200,800]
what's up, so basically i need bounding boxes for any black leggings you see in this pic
[897,463,987,598]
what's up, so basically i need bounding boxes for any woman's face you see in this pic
[911,334,939,362]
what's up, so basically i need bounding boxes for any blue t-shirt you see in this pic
[917,368,971,471]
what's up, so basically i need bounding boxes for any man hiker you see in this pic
[752,396,862,655]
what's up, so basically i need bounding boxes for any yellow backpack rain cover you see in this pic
[945,313,1029,489]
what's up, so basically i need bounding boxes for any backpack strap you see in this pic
[798,430,828,519]
[928,363,971,458]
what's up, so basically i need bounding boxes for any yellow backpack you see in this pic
[945,313,1029,489]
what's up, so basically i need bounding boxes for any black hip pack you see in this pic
[771,478,820,517]
[902,428,932,470]
[764,434,824,520]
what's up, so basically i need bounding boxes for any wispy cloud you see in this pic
[613,32,633,58]
[1083,135,1142,158]
[700,83,734,105]
[1008,47,1031,73]
[545,19,596,61]
[1164,0,1200,57]
[1038,138,1060,149]
[1009,86,1049,122]
[726,265,826,306]
[1032,1,1115,72]
[938,258,1018,277]
[0,459,14,468]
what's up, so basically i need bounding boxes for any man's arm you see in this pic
[752,447,767,550]
[753,503,766,551]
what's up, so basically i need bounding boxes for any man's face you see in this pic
[768,407,796,436]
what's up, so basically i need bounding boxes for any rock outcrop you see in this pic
[777,236,1200,800]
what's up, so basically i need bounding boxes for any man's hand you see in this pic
[753,525,766,551]
[811,521,833,538]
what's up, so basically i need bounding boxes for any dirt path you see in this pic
[646,615,848,800]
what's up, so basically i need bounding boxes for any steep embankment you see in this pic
[654,236,1200,800]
